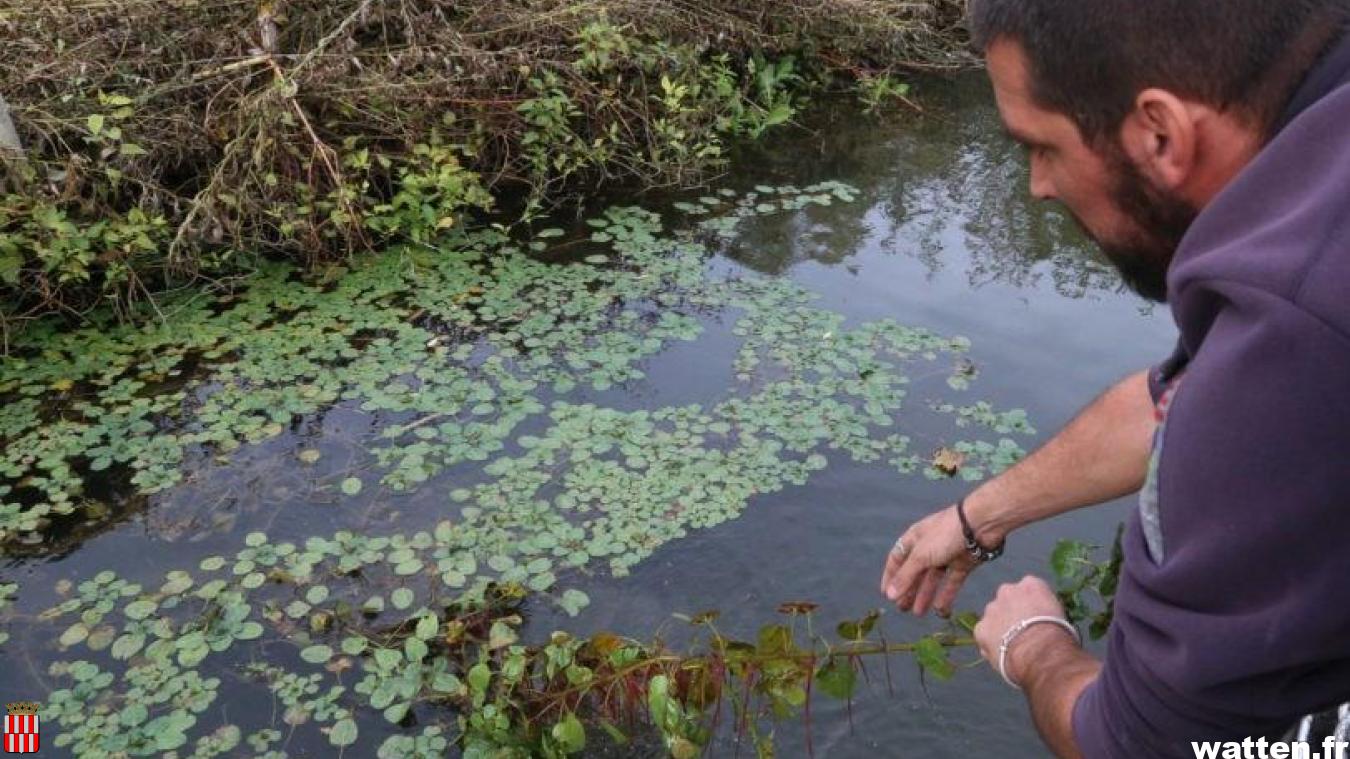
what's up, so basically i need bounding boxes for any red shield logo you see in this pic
[3,703,40,754]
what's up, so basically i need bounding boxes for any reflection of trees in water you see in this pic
[720,75,1126,300]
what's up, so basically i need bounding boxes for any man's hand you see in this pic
[973,576,1074,686]
[973,576,1098,758]
[881,372,1155,618]
[879,504,978,617]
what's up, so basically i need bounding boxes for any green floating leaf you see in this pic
[86,625,116,651]
[330,718,358,747]
[177,632,210,666]
[340,477,363,496]
[300,644,333,664]
[558,589,590,616]
[59,622,89,647]
[374,647,401,671]
[537,228,565,239]
[390,588,414,610]
[414,614,439,641]
[405,637,428,663]
[124,599,158,620]
[468,661,492,697]
[431,671,463,695]
[583,255,609,265]
[111,632,145,660]
[161,570,193,596]
[383,702,410,724]
[342,636,368,656]
[488,620,518,650]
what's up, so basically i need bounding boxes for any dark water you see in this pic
[0,72,1179,757]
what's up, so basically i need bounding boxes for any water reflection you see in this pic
[716,75,1125,300]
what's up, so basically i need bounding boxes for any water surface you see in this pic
[0,72,1178,758]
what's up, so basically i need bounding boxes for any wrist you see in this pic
[964,488,1018,546]
[1007,623,1079,687]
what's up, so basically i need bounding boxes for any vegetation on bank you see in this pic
[0,0,969,334]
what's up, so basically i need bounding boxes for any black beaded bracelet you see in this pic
[957,497,1004,563]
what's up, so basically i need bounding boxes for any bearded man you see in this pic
[879,1,1350,756]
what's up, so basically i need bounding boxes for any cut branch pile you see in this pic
[0,0,969,325]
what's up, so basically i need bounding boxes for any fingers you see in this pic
[933,564,972,618]
[881,504,979,614]
[889,549,931,609]
[910,567,945,616]
[879,541,907,596]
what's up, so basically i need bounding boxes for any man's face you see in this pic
[986,40,1197,302]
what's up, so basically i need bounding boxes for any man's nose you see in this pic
[1029,156,1056,201]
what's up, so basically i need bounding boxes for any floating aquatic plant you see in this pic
[0,181,1033,755]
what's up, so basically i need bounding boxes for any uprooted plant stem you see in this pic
[0,0,970,327]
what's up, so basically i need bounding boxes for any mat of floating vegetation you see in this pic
[0,183,1032,756]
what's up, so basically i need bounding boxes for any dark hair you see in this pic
[969,0,1350,143]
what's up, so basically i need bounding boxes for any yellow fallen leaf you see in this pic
[932,447,965,476]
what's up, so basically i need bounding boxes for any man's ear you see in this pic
[1119,88,1198,191]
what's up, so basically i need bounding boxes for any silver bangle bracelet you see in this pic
[997,615,1082,691]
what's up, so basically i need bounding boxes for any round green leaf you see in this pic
[300,644,333,664]
[59,622,89,647]
[124,599,158,620]
[414,614,438,641]
[330,718,358,747]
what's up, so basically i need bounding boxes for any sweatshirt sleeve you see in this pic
[1071,281,1350,758]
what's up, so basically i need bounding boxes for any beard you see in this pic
[1078,147,1200,303]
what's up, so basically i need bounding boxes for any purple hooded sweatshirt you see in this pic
[1070,32,1350,758]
